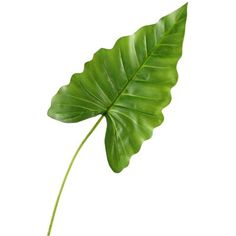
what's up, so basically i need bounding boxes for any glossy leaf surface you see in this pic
[48,4,187,172]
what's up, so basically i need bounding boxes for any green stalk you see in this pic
[47,115,104,236]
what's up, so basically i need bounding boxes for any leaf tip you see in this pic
[181,2,188,15]
[178,2,188,14]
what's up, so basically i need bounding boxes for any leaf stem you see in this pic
[47,115,104,236]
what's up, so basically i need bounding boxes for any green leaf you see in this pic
[48,3,187,173]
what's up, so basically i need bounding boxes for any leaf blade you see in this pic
[48,3,188,172]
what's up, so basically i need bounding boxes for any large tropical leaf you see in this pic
[48,3,187,173]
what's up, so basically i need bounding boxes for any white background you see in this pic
[0,0,236,235]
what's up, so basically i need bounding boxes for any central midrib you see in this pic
[105,43,156,115]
